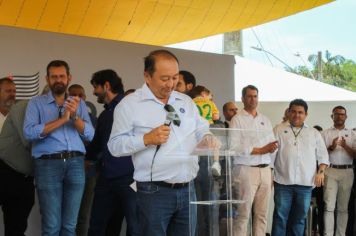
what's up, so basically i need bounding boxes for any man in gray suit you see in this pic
[0,98,35,236]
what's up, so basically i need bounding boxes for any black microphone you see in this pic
[150,104,180,182]
[150,111,174,181]
[156,112,175,152]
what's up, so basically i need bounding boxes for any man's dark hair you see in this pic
[90,69,124,94]
[179,70,196,87]
[124,89,135,96]
[332,105,347,114]
[289,99,308,113]
[0,77,15,90]
[144,50,179,76]
[313,125,323,132]
[242,85,258,97]
[46,60,70,76]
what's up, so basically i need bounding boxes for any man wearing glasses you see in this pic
[23,60,94,235]
[108,50,211,236]
[321,106,356,236]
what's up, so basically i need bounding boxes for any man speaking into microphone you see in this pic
[108,49,210,236]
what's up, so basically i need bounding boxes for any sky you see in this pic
[168,0,356,70]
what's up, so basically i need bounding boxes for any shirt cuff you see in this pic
[136,135,146,150]
[80,122,94,141]
[37,124,46,139]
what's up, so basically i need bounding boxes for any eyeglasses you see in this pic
[164,104,181,127]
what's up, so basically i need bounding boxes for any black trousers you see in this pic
[0,160,35,236]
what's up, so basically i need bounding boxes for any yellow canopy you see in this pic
[0,0,333,46]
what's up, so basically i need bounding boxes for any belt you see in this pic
[152,181,189,189]
[329,164,353,169]
[39,151,84,160]
[250,164,269,168]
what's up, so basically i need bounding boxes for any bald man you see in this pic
[222,101,238,128]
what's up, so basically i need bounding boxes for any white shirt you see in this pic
[0,112,7,132]
[108,83,210,183]
[229,109,276,166]
[273,124,329,186]
[322,127,356,165]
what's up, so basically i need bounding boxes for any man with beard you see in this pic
[321,106,356,236]
[0,77,34,236]
[175,70,196,96]
[23,60,94,235]
[0,78,16,130]
[87,69,138,236]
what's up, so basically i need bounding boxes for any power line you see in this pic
[251,46,293,71]
[251,28,274,67]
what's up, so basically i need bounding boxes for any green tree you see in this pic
[289,50,356,91]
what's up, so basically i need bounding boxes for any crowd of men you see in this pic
[0,49,356,236]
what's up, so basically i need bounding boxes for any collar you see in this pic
[289,123,309,128]
[331,126,348,131]
[104,94,124,110]
[140,83,182,105]
[282,120,290,125]
[45,91,68,105]
[240,108,260,117]
[46,91,56,104]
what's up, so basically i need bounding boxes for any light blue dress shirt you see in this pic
[108,83,210,183]
[23,91,94,158]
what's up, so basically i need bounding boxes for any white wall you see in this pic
[0,26,235,112]
[0,25,235,235]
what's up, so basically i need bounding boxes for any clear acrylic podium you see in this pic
[166,127,274,236]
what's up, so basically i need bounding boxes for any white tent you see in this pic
[235,56,356,101]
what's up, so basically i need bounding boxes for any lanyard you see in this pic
[290,125,304,145]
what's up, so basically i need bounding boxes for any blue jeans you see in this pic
[272,183,312,236]
[136,182,196,236]
[34,157,85,236]
[88,174,139,236]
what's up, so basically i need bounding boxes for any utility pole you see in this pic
[223,31,243,56]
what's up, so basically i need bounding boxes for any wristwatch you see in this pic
[71,114,79,121]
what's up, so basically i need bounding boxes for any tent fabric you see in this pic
[0,0,333,46]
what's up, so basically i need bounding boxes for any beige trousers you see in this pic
[233,165,272,236]
[324,167,354,236]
